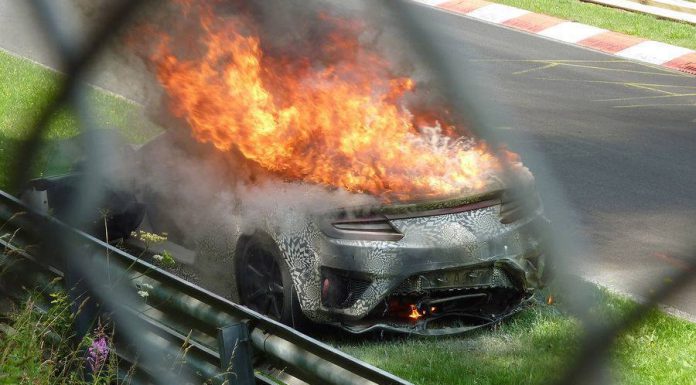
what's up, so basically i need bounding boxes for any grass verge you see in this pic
[335,281,695,385]
[0,49,161,190]
[489,0,696,50]
[0,291,120,385]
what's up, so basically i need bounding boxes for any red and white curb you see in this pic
[413,0,696,75]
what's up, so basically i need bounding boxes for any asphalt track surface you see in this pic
[404,2,696,317]
[1,1,695,318]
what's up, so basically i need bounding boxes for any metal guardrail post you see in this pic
[63,252,99,343]
[217,321,255,385]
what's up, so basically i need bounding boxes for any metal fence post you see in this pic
[217,321,255,385]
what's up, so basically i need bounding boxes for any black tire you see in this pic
[236,234,306,328]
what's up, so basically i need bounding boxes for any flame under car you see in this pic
[21,131,550,336]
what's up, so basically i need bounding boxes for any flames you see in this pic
[408,304,423,320]
[146,1,516,202]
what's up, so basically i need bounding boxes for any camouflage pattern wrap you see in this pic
[271,199,548,326]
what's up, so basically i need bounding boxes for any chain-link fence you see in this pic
[1,1,694,384]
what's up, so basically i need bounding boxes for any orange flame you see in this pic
[147,2,515,202]
[408,304,423,320]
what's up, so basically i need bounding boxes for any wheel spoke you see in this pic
[248,264,265,278]
[270,282,284,294]
[248,288,265,300]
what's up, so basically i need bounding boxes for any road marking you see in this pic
[614,103,696,108]
[546,62,685,75]
[529,78,696,97]
[626,83,678,95]
[512,62,559,75]
[466,3,529,23]
[598,93,696,101]
[537,22,607,43]
[487,59,689,76]
[616,41,694,65]
[528,78,696,89]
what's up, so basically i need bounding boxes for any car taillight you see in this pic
[333,219,396,232]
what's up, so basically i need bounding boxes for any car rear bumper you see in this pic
[293,205,550,332]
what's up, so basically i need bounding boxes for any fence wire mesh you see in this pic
[1,1,694,385]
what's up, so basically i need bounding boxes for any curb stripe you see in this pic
[664,52,696,75]
[440,0,491,14]
[578,31,646,54]
[537,22,607,44]
[467,3,530,23]
[616,40,694,64]
[502,13,564,33]
[412,0,696,76]
[417,0,449,5]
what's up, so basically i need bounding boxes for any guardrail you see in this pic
[0,189,413,385]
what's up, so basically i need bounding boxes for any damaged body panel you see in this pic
[271,189,550,334]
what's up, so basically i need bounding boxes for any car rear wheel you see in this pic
[236,235,306,327]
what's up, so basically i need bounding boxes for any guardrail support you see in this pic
[217,321,255,385]
[64,253,99,342]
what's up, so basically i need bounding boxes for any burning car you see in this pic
[21,1,552,335]
[21,127,550,336]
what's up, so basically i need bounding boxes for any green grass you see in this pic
[490,0,696,50]
[335,282,696,385]
[0,292,121,385]
[0,50,161,190]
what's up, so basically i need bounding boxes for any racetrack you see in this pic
[1,0,694,318]
[405,1,696,318]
